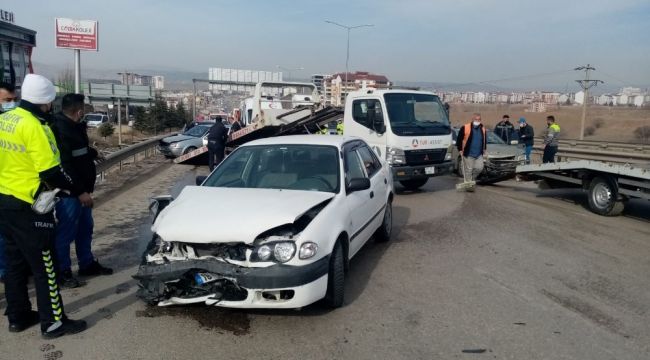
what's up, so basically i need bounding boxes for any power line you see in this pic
[435,69,574,90]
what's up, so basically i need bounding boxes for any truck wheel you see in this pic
[324,241,345,308]
[374,200,392,242]
[400,178,428,190]
[588,176,625,216]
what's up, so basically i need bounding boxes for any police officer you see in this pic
[207,119,227,171]
[51,93,113,289]
[0,81,18,283]
[0,74,87,338]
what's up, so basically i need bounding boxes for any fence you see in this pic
[532,138,650,164]
[96,134,170,179]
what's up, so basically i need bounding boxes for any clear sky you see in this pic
[7,0,650,89]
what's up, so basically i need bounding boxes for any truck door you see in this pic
[347,98,388,159]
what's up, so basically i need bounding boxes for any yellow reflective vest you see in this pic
[0,107,61,204]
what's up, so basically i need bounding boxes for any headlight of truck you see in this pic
[251,242,296,263]
[386,147,406,165]
[299,242,318,259]
[445,144,453,160]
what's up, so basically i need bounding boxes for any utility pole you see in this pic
[574,64,603,140]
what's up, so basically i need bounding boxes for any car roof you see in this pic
[244,135,362,149]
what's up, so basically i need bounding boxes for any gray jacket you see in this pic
[543,123,560,147]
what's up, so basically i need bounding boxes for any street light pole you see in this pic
[325,21,374,102]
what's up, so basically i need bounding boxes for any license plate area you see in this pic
[425,166,435,175]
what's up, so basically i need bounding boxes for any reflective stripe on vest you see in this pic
[0,107,61,204]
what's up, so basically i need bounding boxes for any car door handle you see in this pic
[384,178,387,184]
[370,191,374,199]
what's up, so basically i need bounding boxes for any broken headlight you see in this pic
[251,242,296,263]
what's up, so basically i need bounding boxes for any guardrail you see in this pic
[527,136,650,164]
[96,134,171,178]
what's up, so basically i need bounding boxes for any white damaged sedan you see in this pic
[134,135,393,308]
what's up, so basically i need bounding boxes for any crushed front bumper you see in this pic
[133,256,330,308]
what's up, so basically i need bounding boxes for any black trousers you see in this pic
[208,146,225,171]
[0,194,65,328]
[543,145,558,163]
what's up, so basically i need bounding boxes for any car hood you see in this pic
[161,134,196,145]
[487,144,523,158]
[152,186,335,244]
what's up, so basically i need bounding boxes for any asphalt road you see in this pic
[1,165,648,360]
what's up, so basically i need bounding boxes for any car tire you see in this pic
[399,178,428,190]
[324,241,345,308]
[588,176,625,216]
[182,146,197,155]
[375,200,392,242]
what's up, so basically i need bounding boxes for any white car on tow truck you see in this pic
[135,135,394,309]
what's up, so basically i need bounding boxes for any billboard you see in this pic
[55,18,98,51]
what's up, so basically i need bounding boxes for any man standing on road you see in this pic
[542,115,560,163]
[456,113,487,192]
[228,112,242,135]
[518,117,534,164]
[494,114,514,143]
[0,74,87,338]
[0,81,18,283]
[207,119,227,171]
[51,93,113,288]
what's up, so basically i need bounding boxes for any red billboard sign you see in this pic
[55,18,98,51]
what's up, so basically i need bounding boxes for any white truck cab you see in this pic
[343,89,453,190]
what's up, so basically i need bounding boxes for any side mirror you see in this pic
[347,178,371,193]
[195,175,207,186]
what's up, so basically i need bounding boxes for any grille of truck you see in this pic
[404,149,447,165]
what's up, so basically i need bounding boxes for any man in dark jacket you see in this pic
[518,117,534,164]
[456,113,487,191]
[207,120,228,171]
[50,94,112,288]
[494,114,514,143]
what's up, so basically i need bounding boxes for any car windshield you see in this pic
[184,125,210,137]
[487,130,506,144]
[384,93,451,136]
[203,144,340,193]
[84,114,103,122]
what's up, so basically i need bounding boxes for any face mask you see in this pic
[472,121,481,127]
[1,101,16,112]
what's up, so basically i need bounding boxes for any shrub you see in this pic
[98,122,115,139]
[634,126,650,144]
[593,118,605,129]
[584,126,596,136]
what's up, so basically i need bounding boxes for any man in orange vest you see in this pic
[456,113,487,191]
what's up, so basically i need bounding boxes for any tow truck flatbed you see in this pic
[516,160,650,216]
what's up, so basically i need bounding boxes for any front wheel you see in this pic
[182,146,197,155]
[399,178,428,190]
[324,241,345,308]
[588,176,625,216]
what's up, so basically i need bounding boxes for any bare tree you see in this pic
[56,68,75,94]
